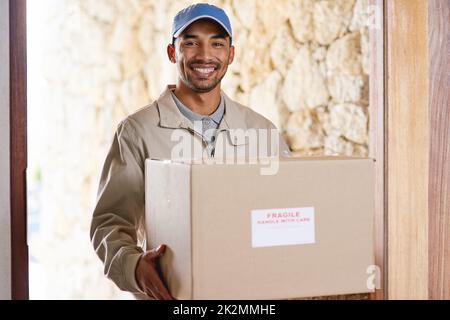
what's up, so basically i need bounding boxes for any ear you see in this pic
[228,45,235,65]
[167,44,176,64]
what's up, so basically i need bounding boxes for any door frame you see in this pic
[368,0,387,300]
[384,0,450,299]
[428,0,450,300]
[8,0,392,300]
[9,0,28,300]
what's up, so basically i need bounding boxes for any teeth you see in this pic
[193,68,215,74]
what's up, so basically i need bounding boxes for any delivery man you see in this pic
[90,3,291,300]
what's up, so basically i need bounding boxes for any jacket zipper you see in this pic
[185,127,213,158]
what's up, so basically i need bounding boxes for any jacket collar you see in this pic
[157,85,247,132]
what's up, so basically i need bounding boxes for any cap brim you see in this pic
[173,15,232,39]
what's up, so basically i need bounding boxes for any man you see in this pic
[90,3,290,300]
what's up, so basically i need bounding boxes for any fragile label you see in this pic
[251,207,315,248]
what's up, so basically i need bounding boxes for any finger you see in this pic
[154,287,172,300]
[146,244,167,261]
[153,285,172,300]
[146,284,163,300]
[152,274,173,300]
[155,244,166,257]
[144,264,169,300]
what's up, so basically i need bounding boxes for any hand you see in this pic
[135,244,174,300]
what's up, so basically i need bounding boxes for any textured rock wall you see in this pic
[28,0,370,299]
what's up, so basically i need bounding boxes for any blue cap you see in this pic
[172,3,232,44]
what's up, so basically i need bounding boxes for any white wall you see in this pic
[0,0,11,300]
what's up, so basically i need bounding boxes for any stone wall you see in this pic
[28,0,370,299]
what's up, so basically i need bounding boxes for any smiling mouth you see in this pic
[190,65,218,78]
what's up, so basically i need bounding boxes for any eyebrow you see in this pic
[211,34,227,40]
[182,33,228,40]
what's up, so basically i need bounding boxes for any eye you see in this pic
[213,42,225,47]
[184,41,197,47]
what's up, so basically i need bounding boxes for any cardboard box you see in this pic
[145,157,375,300]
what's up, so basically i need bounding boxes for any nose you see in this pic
[196,42,213,61]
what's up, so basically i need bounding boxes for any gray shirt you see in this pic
[171,91,225,157]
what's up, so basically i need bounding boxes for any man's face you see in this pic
[168,19,234,93]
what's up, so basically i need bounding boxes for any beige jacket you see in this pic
[90,85,290,296]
